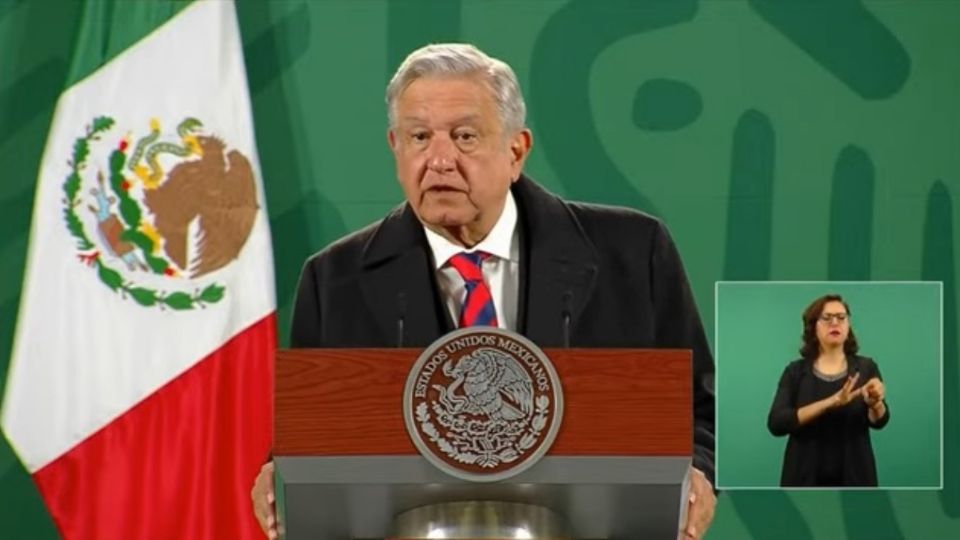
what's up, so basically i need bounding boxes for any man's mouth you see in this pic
[424,184,465,195]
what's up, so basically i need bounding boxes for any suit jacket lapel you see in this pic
[513,176,598,347]
[359,204,452,347]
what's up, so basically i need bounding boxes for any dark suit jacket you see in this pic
[291,175,717,483]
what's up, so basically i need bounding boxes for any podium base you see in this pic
[276,455,689,539]
[392,501,569,539]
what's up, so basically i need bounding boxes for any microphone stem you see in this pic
[396,292,406,348]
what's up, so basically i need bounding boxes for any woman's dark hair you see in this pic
[799,293,859,360]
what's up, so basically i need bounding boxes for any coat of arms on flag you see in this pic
[64,116,259,309]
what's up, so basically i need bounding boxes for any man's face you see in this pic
[388,76,530,243]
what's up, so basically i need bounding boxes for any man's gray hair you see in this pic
[386,43,527,134]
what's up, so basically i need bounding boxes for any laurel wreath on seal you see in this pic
[63,116,225,310]
[416,395,550,468]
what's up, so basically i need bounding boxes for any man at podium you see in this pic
[253,43,717,539]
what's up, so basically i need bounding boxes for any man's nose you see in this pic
[426,135,457,173]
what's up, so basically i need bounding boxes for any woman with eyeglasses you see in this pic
[767,294,890,486]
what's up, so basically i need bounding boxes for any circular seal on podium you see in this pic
[403,327,564,482]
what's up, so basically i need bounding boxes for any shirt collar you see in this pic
[423,189,519,270]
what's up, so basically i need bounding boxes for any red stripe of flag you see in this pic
[33,314,275,540]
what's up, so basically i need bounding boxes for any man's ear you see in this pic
[387,129,397,151]
[509,129,533,181]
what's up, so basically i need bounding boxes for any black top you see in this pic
[767,355,890,487]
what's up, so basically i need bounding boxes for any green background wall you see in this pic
[2,0,958,537]
[716,282,941,489]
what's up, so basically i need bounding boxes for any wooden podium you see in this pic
[275,348,692,539]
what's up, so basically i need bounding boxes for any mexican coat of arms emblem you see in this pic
[403,328,564,482]
[63,116,258,310]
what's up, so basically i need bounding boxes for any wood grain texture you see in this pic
[275,349,691,457]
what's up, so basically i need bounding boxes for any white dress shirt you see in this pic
[423,191,520,331]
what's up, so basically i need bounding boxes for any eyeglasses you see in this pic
[818,313,848,323]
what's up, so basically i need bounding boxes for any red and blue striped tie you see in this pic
[448,252,498,327]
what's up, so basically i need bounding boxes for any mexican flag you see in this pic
[0,1,275,538]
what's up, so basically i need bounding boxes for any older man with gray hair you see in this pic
[252,43,717,539]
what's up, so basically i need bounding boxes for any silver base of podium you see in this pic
[392,500,569,539]
[275,455,689,539]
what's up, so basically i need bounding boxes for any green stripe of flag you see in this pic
[65,0,193,87]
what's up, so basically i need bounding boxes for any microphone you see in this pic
[396,291,406,348]
[561,290,573,348]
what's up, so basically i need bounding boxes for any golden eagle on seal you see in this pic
[143,135,258,278]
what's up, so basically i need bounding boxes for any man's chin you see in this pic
[425,216,472,229]
[418,207,476,229]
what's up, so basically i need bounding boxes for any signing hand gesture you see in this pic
[832,372,862,408]
[862,377,885,408]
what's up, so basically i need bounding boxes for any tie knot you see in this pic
[448,251,498,328]
[448,251,490,282]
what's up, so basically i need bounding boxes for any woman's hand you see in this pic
[797,372,861,426]
[863,377,887,424]
[832,372,862,408]
[862,377,885,408]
